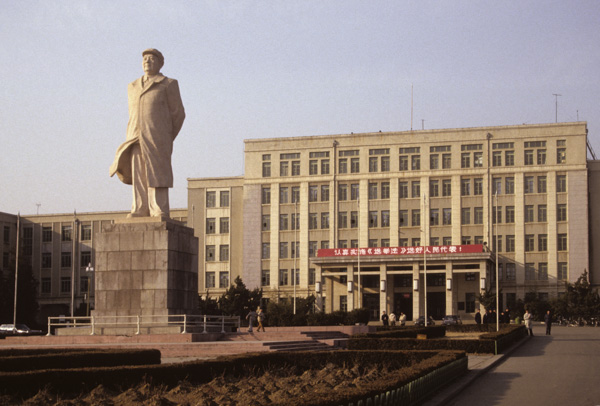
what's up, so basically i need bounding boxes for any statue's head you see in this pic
[142,48,164,75]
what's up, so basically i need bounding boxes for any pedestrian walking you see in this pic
[381,311,389,327]
[475,309,482,325]
[399,312,407,326]
[544,310,552,335]
[389,312,397,327]
[524,309,534,336]
[246,308,258,332]
[257,307,266,332]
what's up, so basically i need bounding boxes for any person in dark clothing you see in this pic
[381,311,389,327]
[544,310,552,335]
[475,309,482,325]
[482,311,489,324]
[504,308,511,324]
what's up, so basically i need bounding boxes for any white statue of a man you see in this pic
[110,48,185,218]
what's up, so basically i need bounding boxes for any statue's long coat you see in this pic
[110,74,185,187]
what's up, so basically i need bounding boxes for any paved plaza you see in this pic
[441,324,600,406]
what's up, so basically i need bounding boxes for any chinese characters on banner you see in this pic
[317,244,484,258]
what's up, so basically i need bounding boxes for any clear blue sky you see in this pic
[1,1,599,215]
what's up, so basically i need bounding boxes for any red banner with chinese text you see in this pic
[317,244,484,257]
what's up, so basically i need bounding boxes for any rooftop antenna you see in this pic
[421,119,425,130]
[410,84,414,131]
[36,203,41,215]
[553,94,561,123]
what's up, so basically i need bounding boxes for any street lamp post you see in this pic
[86,262,94,317]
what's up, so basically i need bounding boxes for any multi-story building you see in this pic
[3,121,598,323]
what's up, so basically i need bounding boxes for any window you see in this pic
[206,245,215,261]
[338,184,348,201]
[309,268,316,285]
[60,277,71,293]
[537,176,547,193]
[505,206,515,223]
[505,177,514,194]
[351,157,360,173]
[524,150,534,165]
[557,147,566,164]
[557,234,568,251]
[309,186,318,202]
[557,263,568,280]
[524,176,534,194]
[557,204,567,221]
[411,181,420,198]
[537,149,546,165]
[461,236,472,245]
[525,263,536,280]
[291,242,300,258]
[262,187,271,204]
[308,241,318,257]
[474,152,483,167]
[338,211,348,229]
[492,235,501,251]
[205,272,216,288]
[381,210,390,227]
[505,150,515,166]
[430,154,439,169]
[338,158,348,174]
[411,155,420,170]
[61,252,71,268]
[41,278,51,294]
[381,238,390,247]
[350,211,359,229]
[81,251,91,268]
[219,272,229,288]
[321,213,330,229]
[492,206,502,224]
[400,147,420,171]
[557,175,567,193]
[42,226,52,242]
[474,207,483,225]
[279,269,289,286]
[206,218,216,234]
[381,156,390,172]
[538,205,547,222]
[399,181,409,198]
[461,153,470,168]
[474,178,483,195]
[280,161,288,176]
[80,225,92,241]
[279,242,288,258]
[505,263,516,280]
[368,211,378,228]
[461,208,470,225]
[430,237,439,246]
[291,186,300,203]
[321,185,330,202]
[309,213,318,229]
[220,191,230,207]
[492,177,501,195]
[42,252,52,268]
[206,191,216,207]
[505,235,515,252]
[368,239,378,248]
[429,180,439,197]
[460,144,482,168]
[492,151,502,166]
[525,235,535,252]
[430,209,439,226]
[261,270,270,286]
[381,182,390,199]
[369,157,378,173]
[279,214,289,230]
[399,210,409,227]
[442,153,452,169]
[442,179,451,197]
[412,209,421,227]
[279,187,289,204]
[339,295,348,312]
[524,205,534,223]
[262,215,270,231]
[368,183,378,200]
[61,225,72,242]
[399,238,408,247]
[461,179,470,196]
[262,243,270,259]
[443,208,452,225]
[538,235,547,252]
[219,245,229,261]
[350,183,360,200]
[399,155,408,171]
[262,161,271,177]
[218,217,229,234]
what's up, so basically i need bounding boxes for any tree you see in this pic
[477,287,501,311]
[217,276,262,318]
[198,294,221,315]
[551,270,600,323]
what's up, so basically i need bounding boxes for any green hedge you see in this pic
[0,349,465,404]
[355,325,446,339]
[0,349,161,373]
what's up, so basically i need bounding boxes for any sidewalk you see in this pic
[422,335,531,406]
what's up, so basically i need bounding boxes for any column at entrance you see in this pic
[379,263,388,315]
[315,265,324,312]
[445,261,454,316]
[412,261,421,320]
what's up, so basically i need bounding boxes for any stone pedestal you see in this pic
[92,218,198,320]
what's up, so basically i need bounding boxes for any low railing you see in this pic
[47,314,241,336]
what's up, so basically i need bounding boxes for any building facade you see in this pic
[2,121,598,323]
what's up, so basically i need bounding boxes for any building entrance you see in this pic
[427,292,446,320]
[393,292,413,321]
[363,293,380,321]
